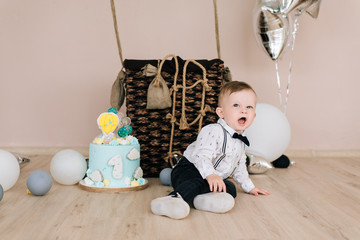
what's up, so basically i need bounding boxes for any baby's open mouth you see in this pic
[239,117,247,125]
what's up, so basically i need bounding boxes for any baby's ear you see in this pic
[216,107,224,118]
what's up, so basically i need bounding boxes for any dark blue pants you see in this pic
[170,157,237,203]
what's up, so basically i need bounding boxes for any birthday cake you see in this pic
[80,108,147,191]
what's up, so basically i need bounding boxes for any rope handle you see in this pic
[153,54,179,87]
[179,59,212,131]
[182,60,207,85]
[165,59,212,165]
[110,0,222,66]
[110,0,123,65]
[213,0,221,59]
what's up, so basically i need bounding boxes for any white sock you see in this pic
[193,192,235,213]
[151,193,190,219]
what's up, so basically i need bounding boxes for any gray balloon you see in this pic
[0,184,3,201]
[27,170,53,196]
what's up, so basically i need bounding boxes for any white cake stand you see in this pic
[78,179,149,193]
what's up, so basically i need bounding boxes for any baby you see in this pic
[151,81,270,219]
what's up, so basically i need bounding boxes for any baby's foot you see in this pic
[193,192,234,213]
[151,193,190,219]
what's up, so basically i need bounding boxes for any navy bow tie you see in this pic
[232,132,250,146]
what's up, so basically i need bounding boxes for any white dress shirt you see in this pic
[183,118,255,193]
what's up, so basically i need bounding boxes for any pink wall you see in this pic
[1,0,359,151]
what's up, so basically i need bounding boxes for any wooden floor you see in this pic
[1,154,360,240]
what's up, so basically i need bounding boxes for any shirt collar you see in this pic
[217,118,235,136]
[217,118,247,136]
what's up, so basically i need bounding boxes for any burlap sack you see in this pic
[146,54,178,110]
[146,74,172,109]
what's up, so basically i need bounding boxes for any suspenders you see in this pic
[213,124,243,176]
[213,124,227,169]
[177,123,242,174]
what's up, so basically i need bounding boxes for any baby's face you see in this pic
[216,90,256,133]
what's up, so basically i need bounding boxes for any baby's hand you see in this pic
[206,174,226,193]
[249,187,270,196]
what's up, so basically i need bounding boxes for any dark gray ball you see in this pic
[0,184,3,201]
[272,155,290,168]
[27,170,53,196]
[159,168,172,186]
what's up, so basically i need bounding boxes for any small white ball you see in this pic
[50,149,87,185]
[0,150,20,191]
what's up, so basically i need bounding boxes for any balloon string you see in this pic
[284,12,300,115]
[275,60,282,109]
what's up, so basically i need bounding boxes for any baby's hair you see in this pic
[218,81,256,106]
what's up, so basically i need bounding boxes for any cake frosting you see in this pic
[81,108,146,189]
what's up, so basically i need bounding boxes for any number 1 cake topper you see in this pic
[97,108,120,143]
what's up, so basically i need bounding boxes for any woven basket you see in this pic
[124,57,225,177]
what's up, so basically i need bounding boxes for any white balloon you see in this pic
[50,149,87,185]
[0,150,20,191]
[245,103,291,162]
